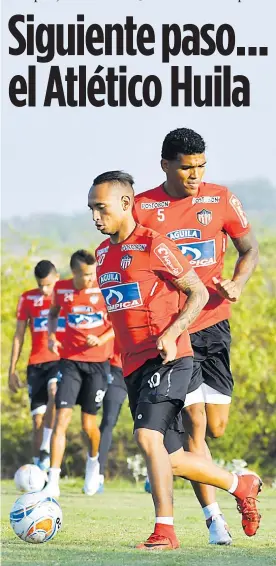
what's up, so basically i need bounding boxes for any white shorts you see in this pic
[184,383,232,407]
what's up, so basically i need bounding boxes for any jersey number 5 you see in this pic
[157,209,165,222]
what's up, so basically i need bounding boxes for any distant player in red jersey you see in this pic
[97,341,127,492]
[46,250,114,498]
[88,171,262,550]
[8,260,63,470]
[133,128,259,544]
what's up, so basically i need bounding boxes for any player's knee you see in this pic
[54,410,71,434]
[207,418,228,438]
[183,405,206,436]
[134,428,162,455]
[33,414,43,431]
[82,416,98,436]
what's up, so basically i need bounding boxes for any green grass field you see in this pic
[1,480,276,566]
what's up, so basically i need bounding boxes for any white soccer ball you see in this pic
[14,464,46,493]
[10,491,62,543]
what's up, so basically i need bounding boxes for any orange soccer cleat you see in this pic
[136,524,180,550]
[233,472,262,537]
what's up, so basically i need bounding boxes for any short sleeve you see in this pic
[132,199,140,223]
[16,295,29,321]
[223,190,251,238]
[150,235,191,281]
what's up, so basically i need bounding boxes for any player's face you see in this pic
[88,183,130,235]
[36,272,59,296]
[72,262,96,289]
[161,153,206,197]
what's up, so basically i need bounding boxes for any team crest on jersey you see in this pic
[101,283,142,312]
[197,209,212,225]
[99,272,122,286]
[34,296,43,307]
[120,254,132,269]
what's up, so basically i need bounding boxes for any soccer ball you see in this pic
[10,491,62,543]
[14,464,46,493]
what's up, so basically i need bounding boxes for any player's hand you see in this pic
[86,334,101,347]
[156,332,177,365]
[212,277,242,303]
[48,338,62,355]
[8,371,23,393]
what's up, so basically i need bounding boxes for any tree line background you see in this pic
[1,179,276,480]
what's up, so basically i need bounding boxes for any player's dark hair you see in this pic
[161,128,206,160]
[70,249,96,270]
[93,170,134,190]
[34,260,56,280]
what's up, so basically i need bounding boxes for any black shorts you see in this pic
[188,319,233,397]
[125,355,193,438]
[104,365,127,405]
[27,361,60,415]
[55,359,109,415]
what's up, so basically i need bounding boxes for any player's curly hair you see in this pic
[70,250,96,269]
[93,170,134,189]
[161,128,206,160]
[34,260,56,279]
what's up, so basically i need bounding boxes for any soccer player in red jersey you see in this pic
[9,260,63,471]
[133,128,260,544]
[46,250,114,497]
[88,171,262,550]
[97,341,127,492]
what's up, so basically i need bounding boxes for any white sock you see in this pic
[48,467,61,484]
[99,474,104,485]
[87,453,99,463]
[202,502,221,520]
[40,428,53,453]
[155,517,174,525]
[228,472,239,494]
[32,457,39,466]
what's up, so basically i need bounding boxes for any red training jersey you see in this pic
[109,339,122,369]
[133,182,250,333]
[96,224,193,376]
[53,279,113,362]
[16,288,65,365]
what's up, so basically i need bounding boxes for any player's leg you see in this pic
[27,364,47,465]
[126,356,193,550]
[182,329,232,544]
[39,363,60,471]
[46,359,81,496]
[31,410,45,463]
[98,367,127,490]
[81,361,108,496]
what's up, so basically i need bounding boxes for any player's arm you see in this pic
[8,319,28,393]
[48,304,62,355]
[157,269,209,363]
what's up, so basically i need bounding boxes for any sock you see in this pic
[88,453,99,463]
[228,473,239,494]
[32,457,39,466]
[99,474,104,485]
[48,467,61,484]
[40,428,53,453]
[155,517,174,526]
[202,502,222,521]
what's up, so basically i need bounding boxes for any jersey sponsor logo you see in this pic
[229,195,248,228]
[192,196,220,204]
[166,229,201,241]
[67,312,104,328]
[97,246,109,256]
[121,244,147,251]
[40,309,49,315]
[101,282,142,312]
[72,305,92,313]
[99,272,122,286]
[154,243,184,277]
[197,209,212,225]
[33,317,48,331]
[120,254,132,269]
[140,201,170,210]
[57,317,66,331]
[177,239,216,267]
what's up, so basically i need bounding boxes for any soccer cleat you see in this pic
[136,533,180,550]
[144,477,152,494]
[96,483,104,494]
[233,472,262,536]
[83,455,100,496]
[206,515,232,545]
[38,450,50,472]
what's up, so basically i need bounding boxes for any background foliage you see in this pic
[1,237,276,479]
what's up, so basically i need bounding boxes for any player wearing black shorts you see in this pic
[45,250,114,498]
